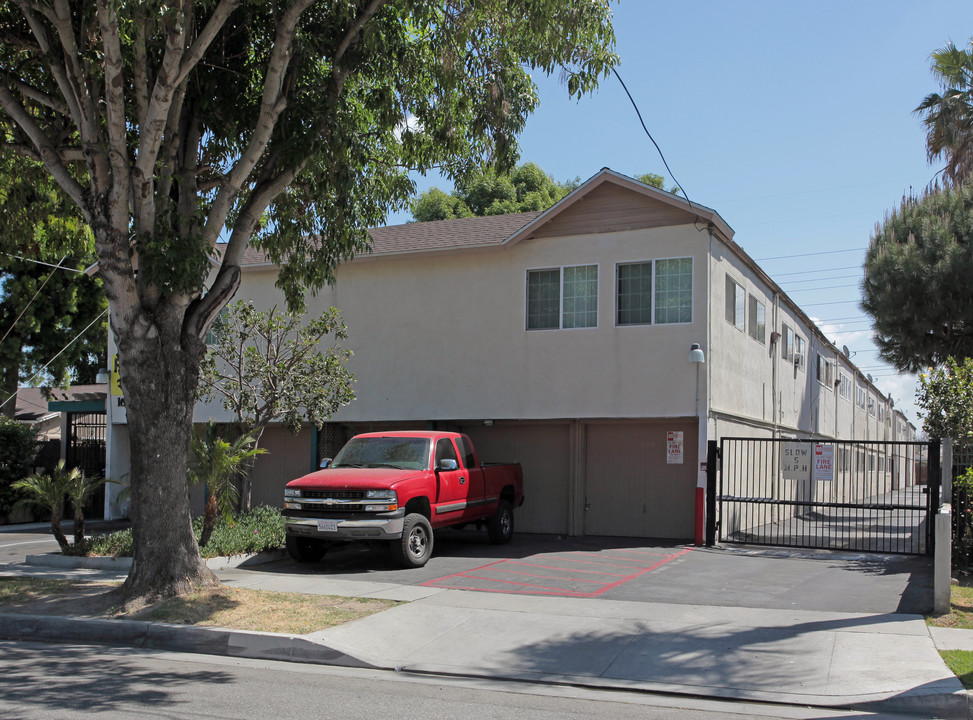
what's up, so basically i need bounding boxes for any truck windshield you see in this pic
[331,437,431,470]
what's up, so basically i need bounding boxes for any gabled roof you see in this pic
[13,388,58,424]
[504,168,734,246]
[236,168,733,267]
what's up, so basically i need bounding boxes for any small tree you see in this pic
[916,357,973,443]
[198,301,355,511]
[64,469,111,546]
[189,423,267,547]
[13,461,77,550]
[0,417,39,520]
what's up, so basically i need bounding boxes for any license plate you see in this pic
[317,520,339,532]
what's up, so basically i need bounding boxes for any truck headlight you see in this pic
[365,489,396,500]
[284,488,301,498]
[284,501,302,510]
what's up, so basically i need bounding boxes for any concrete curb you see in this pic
[24,549,286,572]
[0,612,376,669]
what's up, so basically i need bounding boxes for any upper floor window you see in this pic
[794,336,806,370]
[526,265,597,330]
[816,353,834,388]
[781,324,794,362]
[725,275,745,331]
[867,395,876,417]
[748,295,766,343]
[838,372,852,401]
[856,386,867,410]
[617,257,693,326]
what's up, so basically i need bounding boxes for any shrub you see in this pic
[81,506,285,558]
[0,417,39,519]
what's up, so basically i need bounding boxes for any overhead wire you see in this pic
[0,308,109,412]
[0,255,68,345]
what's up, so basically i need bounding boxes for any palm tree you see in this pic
[915,40,973,186]
[189,423,266,547]
[64,470,110,545]
[12,461,78,550]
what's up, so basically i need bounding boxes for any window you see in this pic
[838,372,852,401]
[654,258,693,324]
[794,336,806,370]
[562,265,598,329]
[878,405,885,423]
[816,353,833,388]
[435,438,458,468]
[725,275,745,331]
[856,386,867,410]
[748,295,766,343]
[867,395,876,417]
[617,258,693,326]
[781,324,794,362]
[527,265,597,330]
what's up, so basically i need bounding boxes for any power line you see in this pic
[783,283,860,293]
[756,248,867,261]
[0,308,108,412]
[1,252,87,273]
[772,265,861,277]
[0,255,67,344]
[778,274,861,287]
[610,67,694,212]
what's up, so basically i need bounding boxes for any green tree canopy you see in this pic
[0,0,616,604]
[916,39,973,186]
[916,357,973,444]
[197,300,355,511]
[861,183,973,372]
[411,162,579,221]
[411,164,676,222]
[0,153,106,418]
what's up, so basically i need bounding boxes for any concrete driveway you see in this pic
[253,530,933,615]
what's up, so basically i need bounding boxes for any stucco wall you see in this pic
[205,224,713,425]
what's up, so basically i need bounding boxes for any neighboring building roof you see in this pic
[13,388,58,424]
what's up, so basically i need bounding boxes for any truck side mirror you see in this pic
[319,458,332,469]
[437,458,458,471]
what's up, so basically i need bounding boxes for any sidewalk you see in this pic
[1,555,969,719]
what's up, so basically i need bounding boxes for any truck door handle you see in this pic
[459,477,466,484]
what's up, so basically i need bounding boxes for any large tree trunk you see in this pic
[0,347,22,420]
[117,321,218,602]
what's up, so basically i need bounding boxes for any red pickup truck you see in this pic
[283,431,524,568]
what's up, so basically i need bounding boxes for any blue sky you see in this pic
[391,0,973,429]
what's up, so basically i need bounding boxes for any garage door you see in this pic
[584,421,697,539]
[459,422,570,535]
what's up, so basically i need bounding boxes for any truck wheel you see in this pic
[391,513,433,568]
[487,500,514,544]
[286,535,327,563]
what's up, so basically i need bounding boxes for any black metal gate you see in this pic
[65,411,107,519]
[705,437,940,556]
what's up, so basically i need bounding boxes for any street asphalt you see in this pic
[0,526,968,719]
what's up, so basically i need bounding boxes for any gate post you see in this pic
[928,438,942,556]
[705,440,718,546]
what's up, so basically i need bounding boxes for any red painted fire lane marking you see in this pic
[451,572,579,593]
[551,556,645,570]
[476,567,610,584]
[590,547,693,596]
[609,548,681,558]
[504,560,628,577]
[421,547,694,597]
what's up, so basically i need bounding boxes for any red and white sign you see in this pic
[667,431,684,464]
[814,443,834,482]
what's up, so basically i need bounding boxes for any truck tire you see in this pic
[286,535,327,563]
[391,513,433,568]
[487,499,514,544]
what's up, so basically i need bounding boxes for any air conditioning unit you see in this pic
[793,353,803,367]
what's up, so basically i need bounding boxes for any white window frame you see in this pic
[615,257,694,327]
[725,275,745,332]
[838,372,852,401]
[748,295,766,343]
[816,353,834,389]
[526,264,599,331]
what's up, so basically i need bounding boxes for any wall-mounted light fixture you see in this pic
[95,368,110,384]
[688,343,705,364]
